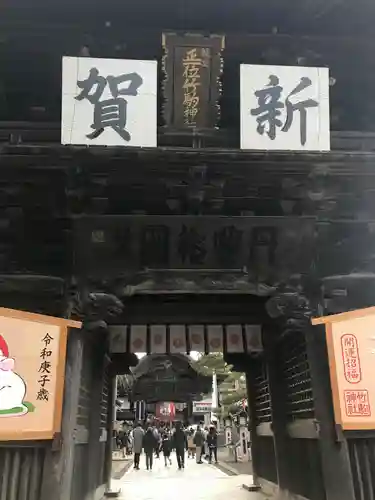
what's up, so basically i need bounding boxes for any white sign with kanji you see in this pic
[240,64,330,151]
[61,57,157,148]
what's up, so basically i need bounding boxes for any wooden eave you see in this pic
[3,143,375,174]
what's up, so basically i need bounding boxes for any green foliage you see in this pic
[192,352,231,376]
[191,353,246,412]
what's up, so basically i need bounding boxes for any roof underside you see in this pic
[1,0,375,37]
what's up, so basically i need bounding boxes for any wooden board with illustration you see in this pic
[0,308,81,441]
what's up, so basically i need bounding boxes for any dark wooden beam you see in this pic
[263,325,291,493]
[286,419,319,439]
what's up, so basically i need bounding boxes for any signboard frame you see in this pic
[312,306,375,431]
[161,33,225,131]
[192,400,213,414]
[0,308,81,441]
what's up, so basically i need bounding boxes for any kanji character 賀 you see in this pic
[75,68,143,142]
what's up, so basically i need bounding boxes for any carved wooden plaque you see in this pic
[162,33,225,130]
[74,215,316,286]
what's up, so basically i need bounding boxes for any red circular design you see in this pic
[155,334,162,345]
[230,334,240,345]
[191,334,200,345]
[133,338,143,349]
[211,338,220,348]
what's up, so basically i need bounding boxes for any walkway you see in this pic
[111,455,264,500]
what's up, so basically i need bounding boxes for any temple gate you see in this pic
[1,0,375,499]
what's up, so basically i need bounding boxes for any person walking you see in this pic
[161,432,172,466]
[153,425,161,458]
[207,425,218,463]
[172,421,187,470]
[193,425,205,464]
[132,422,144,470]
[203,426,209,459]
[126,429,133,456]
[187,428,196,459]
[118,428,128,458]
[143,426,157,470]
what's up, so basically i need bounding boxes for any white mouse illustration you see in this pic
[0,335,27,412]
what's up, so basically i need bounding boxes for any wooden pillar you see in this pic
[263,327,290,494]
[40,328,84,500]
[305,321,356,500]
[245,369,261,489]
[87,337,107,500]
[104,376,117,495]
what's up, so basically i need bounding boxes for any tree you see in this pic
[191,353,247,414]
[192,352,231,377]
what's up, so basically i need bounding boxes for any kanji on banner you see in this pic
[241,64,330,152]
[62,57,157,148]
[312,306,375,430]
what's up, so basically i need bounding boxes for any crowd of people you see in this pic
[126,421,218,471]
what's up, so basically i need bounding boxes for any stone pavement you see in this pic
[110,454,264,500]
[111,457,133,480]
[216,446,253,476]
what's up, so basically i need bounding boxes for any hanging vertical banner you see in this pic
[188,325,205,352]
[109,326,128,353]
[0,308,81,441]
[169,325,187,353]
[207,325,223,352]
[312,307,375,430]
[150,325,167,354]
[161,33,225,130]
[226,325,245,353]
[130,325,147,353]
[245,325,263,353]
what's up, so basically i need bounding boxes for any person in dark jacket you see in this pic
[143,427,157,470]
[193,425,205,464]
[171,422,187,469]
[207,425,218,463]
[161,432,172,466]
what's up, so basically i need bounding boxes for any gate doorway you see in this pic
[108,293,327,500]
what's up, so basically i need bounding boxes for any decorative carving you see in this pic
[71,291,124,329]
[140,225,169,267]
[265,278,315,330]
[214,226,243,267]
[177,225,207,265]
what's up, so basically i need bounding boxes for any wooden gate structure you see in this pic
[1,0,375,499]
